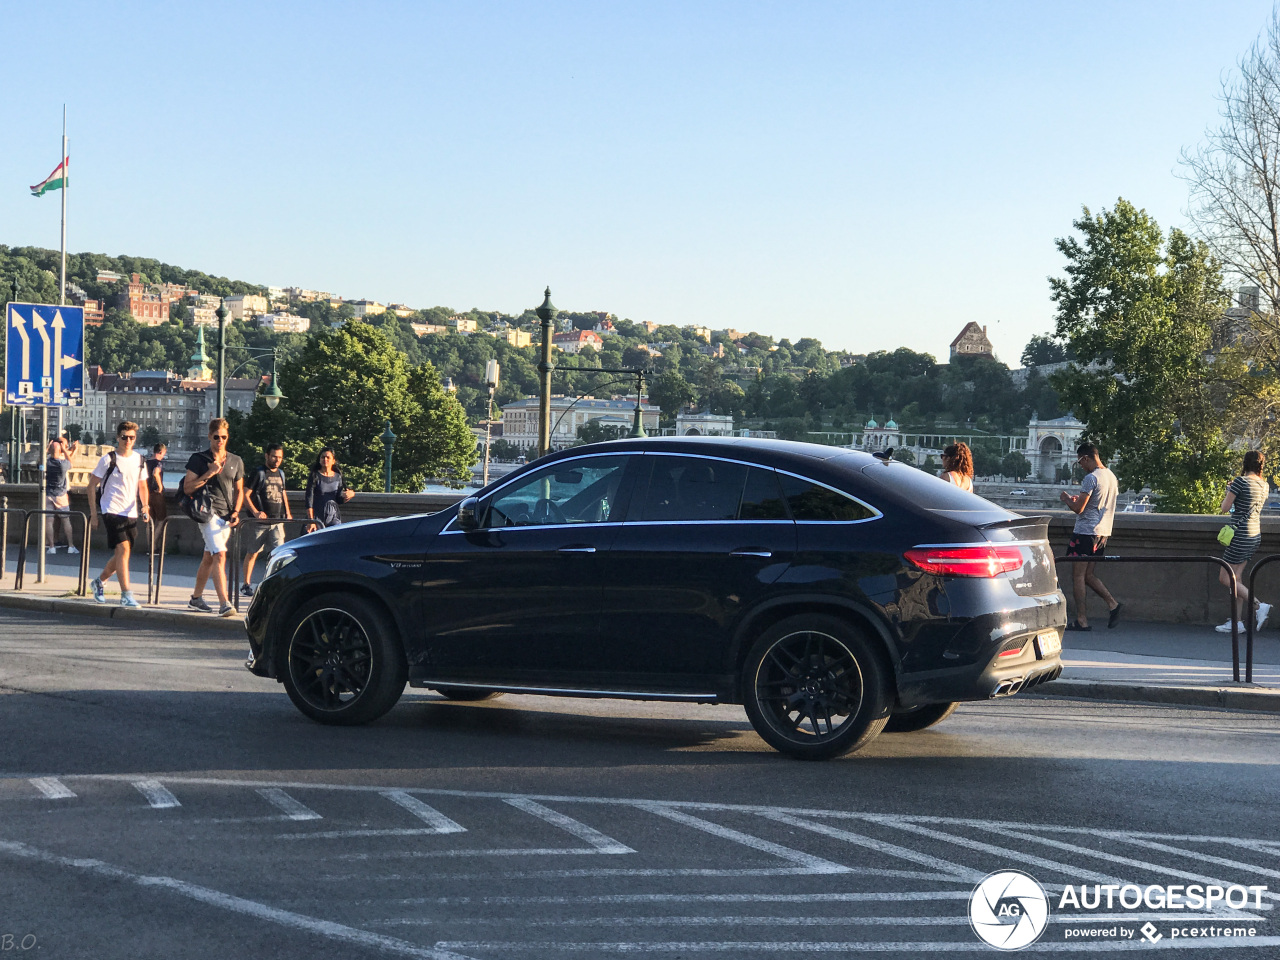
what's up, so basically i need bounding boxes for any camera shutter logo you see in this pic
[969,870,1050,950]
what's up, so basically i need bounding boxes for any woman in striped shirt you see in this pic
[1217,450,1272,634]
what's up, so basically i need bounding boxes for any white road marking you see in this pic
[865,816,1119,884]
[279,827,467,841]
[382,790,466,833]
[0,840,479,960]
[132,779,180,809]
[370,911,1263,927]
[962,821,1280,904]
[256,788,321,821]
[504,797,634,854]
[1106,834,1280,884]
[325,866,952,882]
[28,777,74,799]
[366,892,979,907]
[634,802,849,875]
[757,810,984,882]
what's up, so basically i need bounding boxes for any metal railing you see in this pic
[229,517,320,612]
[1244,555,1280,685]
[16,509,91,595]
[0,504,29,583]
[1054,554,1245,683]
[149,515,196,605]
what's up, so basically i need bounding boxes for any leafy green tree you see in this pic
[648,372,696,420]
[489,438,522,460]
[1000,451,1032,480]
[576,419,628,445]
[1020,334,1072,367]
[1050,199,1238,512]
[244,321,476,491]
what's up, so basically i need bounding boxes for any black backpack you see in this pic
[95,452,117,511]
[176,476,214,524]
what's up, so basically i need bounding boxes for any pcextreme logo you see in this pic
[969,871,1050,950]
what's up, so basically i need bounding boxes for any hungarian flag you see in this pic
[30,157,68,197]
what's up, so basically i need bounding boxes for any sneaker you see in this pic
[120,592,141,608]
[47,546,59,555]
[91,578,105,603]
[1256,602,1272,632]
[239,583,255,598]
[218,603,236,618]
[67,546,79,555]
[1214,620,1246,634]
[188,596,213,613]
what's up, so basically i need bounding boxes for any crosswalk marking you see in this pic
[257,788,321,821]
[504,798,634,854]
[132,779,180,809]
[28,777,75,800]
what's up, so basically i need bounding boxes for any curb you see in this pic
[1032,678,1280,713]
[0,592,247,634]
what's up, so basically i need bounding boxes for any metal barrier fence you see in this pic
[16,509,91,595]
[150,515,195,606]
[230,518,320,612]
[0,505,29,582]
[1054,554,1244,683]
[1244,555,1280,685]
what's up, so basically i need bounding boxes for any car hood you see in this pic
[295,514,428,547]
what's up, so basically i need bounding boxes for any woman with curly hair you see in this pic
[939,442,974,492]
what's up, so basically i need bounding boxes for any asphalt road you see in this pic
[1,609,1278,958]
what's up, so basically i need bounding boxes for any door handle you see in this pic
[558,545,597,554]
[730,549,772,558]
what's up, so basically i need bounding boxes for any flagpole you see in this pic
[39,108,67,583]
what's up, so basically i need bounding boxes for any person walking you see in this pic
[45,434,78,554]
[305,446,353,528]
[183,418,245,617]
[939,442,974,492]
[241,442,292,597]
[1059,442,1122,631]
[145,442,168,525]
[87,422,150,607]
[1216,450,1272,634]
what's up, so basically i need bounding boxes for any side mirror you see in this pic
[457,496,481,531]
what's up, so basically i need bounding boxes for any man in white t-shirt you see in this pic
[87,420,150,608]
[1058,442,1122,631]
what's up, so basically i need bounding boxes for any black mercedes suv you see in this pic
[245,437,1065,759]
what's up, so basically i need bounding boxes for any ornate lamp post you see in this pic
[483,359,500,485]
[215,302,228,417]
[535,287,556,457]
[381,420,397,493]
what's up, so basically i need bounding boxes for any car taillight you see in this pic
[904,545,1024,578]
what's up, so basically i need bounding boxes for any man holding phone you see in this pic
[184,418,245,616]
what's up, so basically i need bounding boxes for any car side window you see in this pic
[738,467,790,520]
[638,456,749,521]
[779,473,876,521]
[486,456,629,527]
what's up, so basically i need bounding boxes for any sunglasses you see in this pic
[211,434,229,440]
[119,434,137,441]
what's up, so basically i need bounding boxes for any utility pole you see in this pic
[535,287,556,457]
[483,359,500,486]
[215,302,227,417]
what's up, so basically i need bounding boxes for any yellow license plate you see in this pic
[1036,631,1061,658]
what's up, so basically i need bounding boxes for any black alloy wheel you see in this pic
[281,594,407,725]
[885,701,959,733]
[742,614,889,760]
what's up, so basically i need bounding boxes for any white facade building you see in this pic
[257,312,311,334]
[500,396,660,451]
[1026,412,1086,481]
[675,411,734,436]
[222,294,268,321]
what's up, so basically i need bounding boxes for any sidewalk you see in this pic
[1037,620,1280,712]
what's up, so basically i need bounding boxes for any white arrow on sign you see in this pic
[32,311,51,381]
[60,355,80,369]
[11,309,30,380]
[52,310,64,397]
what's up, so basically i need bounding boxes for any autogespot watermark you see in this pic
[967,871,1269,950]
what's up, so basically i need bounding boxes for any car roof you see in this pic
[540,436,880,474]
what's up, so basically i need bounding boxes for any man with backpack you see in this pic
[87,421,150,607]
[241,442,292,598]
[183,418,245,617]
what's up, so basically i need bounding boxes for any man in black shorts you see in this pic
[1059,443,1122,630]
[87,421,151,607]
[241,442,292,597]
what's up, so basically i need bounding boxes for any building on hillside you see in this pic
[96,270,124,284]
[347,300,385,318]
[499,396,659,452]
[66,284,105,325]
[285,287,319,302]
[387,303,415,318]
[157,282,197,302]
[97,370,261,452]
[949,322,995,360]
[684,325,712,343]
[266,286,286,301]
[552,330,604,354]
[674,411,734,436]
[62,366,114,439]
[716,328,746,342]
[859,417,903,453]
[505,328,533,348]
[1026,412,1086,481]
[448,315,477,333]
[115,273,170,325]
[411,323,448,337]
[189,303,219,327]
[222,294,268,321]
[257,312,310,334]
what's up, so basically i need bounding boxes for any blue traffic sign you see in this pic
[5,302,85,407]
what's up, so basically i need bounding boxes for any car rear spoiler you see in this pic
[978,514,1051,530]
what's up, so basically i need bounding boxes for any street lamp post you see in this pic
[8,277,18,483]
[535,287,556,457]
[215,303,228,417]
[483,359,500,486]
[381,420,397,493]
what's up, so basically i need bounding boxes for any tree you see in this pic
[140,425,164,450]
[647,372,696,419]
[1000,451,1032,480]
[488,438,522,460]
[1050,200,1239,511]
[576,419,628,445]
[244,321,476,491]
[1020,334,1071,367]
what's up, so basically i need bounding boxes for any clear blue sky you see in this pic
[2,1,1274,363]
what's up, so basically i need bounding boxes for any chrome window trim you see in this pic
[440,521,626,536]
[773,467,883,524]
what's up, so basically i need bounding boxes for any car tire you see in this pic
[742,614,890,760]
[279,593,407,725]
[884,701,958,733]
[432,686,503,702]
